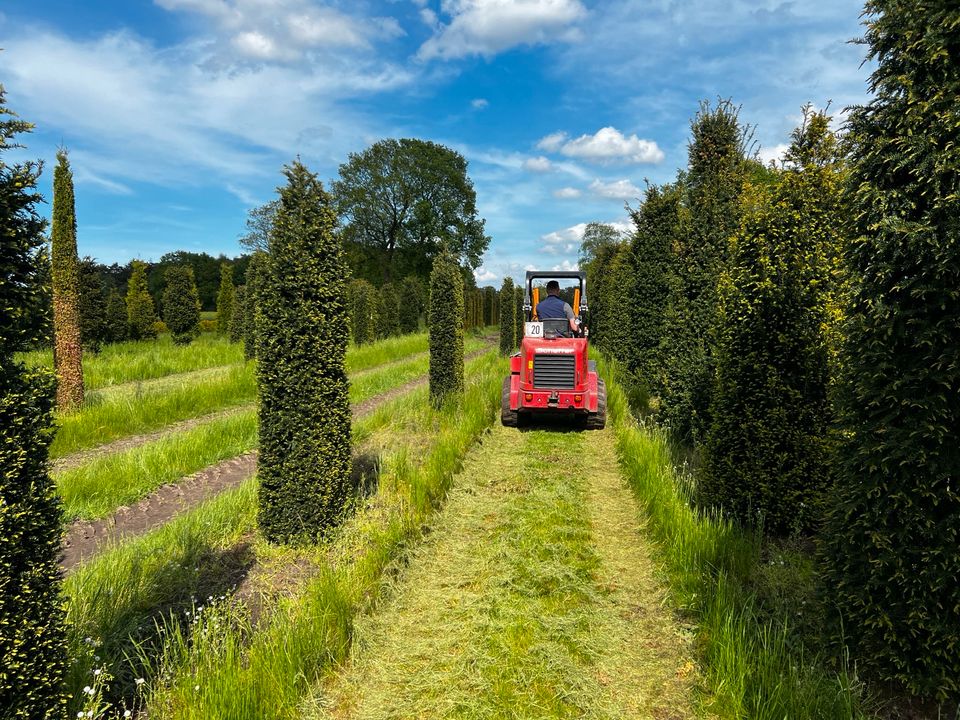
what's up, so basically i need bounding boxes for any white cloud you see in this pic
[471,97,489,109]
[474,267,497,282]
[551,259,580,272]
[536,131,568,153]
[523,155,553,173]
[758,142,790,166]
[555,127,663,164]
[589,178,641,200]
[418,0,587,60]
[540,222,586,255]
[553,186,581,199]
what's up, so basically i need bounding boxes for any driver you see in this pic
[536,280,578,335]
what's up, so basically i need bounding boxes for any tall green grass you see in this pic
[600,357,869,719]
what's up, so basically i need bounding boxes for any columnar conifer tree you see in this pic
[428,251,464,406]
[349,278,377,345]
[498,277,515,354]
[586,242,618,350]
[483,285,497,326]
[230,286,246,344]
[243,252,267,360]
[162,265,201,346]
[602,244,638,362]
[257,161,352,542]
[126,260,157,340]
[215,262,235,335]
[514,284,523,347]
[398,275,422,334]
[377,282,401,338]
[821,2,960,697]
[78,257,108,354]
[0,87,68,718]
[105,288,128,343]
[701,109,845,535]
[51,149,84,410]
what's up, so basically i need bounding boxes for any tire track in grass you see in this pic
[61,345,496,571]
[310,423,699,720]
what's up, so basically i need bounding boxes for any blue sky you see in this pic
[1,0,871,284]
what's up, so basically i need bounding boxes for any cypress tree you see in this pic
[498,277,515,354]
[257,161,351,543]
[215,262,235,335]
[0,87,69,718]
[603,244,638,362]
[230,286,246,344]
[162,265,201,346]
[51,149,84,410]
[398,275,422,334]
[701,109,845,535]
[105,287,128,343]
[585,242,618,350]
[349,279,377,345]
[514,284,523,347]
[483,285,497,326]
[376,282,401,338]
[243,252,267,361]
[428,252,464,406]
[126,260,157,340]
[821,2,960,697]
[78,257,108,354]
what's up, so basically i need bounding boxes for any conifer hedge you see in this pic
[105,288,128,343]
[377,282,400,338]
[78,257,108,354]
[428,252,464,406]
[498,277,515,354]
[514,284,523,348]
[126,260,157,340]
[0,88,68,718]
[820,1,960,697]
[230,286,246,344]
[215,262,235,335]
[162,265,201,346]
[257,161,352,543]
[483,285,497,326]
[51,149,84,410]
[349,279,377,345]
[398,275,422,334]
[243,252,267,360]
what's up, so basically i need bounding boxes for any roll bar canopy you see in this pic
[523,270,588,318]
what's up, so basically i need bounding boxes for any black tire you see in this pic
[501,376,518,427]
[584,379,606,430]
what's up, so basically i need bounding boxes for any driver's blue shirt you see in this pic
[536,294,573,320]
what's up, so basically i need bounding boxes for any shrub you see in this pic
[498,277,515,354]
[230,286,246,344]
[105,287,128,343]
[428,251,464,406]
[51,149,84,410]
[483,285,497,326]
[602,243,638,363]
[820,2,960,698]
[78,257,108,354]
[349,278,377,345]
[0,87,69,718]
[257,161,352,543]
[376,282,401,338]
[243,252,267,360]
[398,275,422,334]
[215,262,235,335]
[162,265,201,346]
[126,260,157,340]
[199,319,216,333]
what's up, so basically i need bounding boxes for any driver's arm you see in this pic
[564,304,578,333]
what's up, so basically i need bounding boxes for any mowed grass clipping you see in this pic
[311,424,697,720]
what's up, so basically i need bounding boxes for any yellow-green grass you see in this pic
[62,353,502,717]
[601,357,869,720]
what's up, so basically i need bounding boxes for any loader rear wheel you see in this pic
[501,377,518,427]
[584,379,607,430]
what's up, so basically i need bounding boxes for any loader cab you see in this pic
[522,271,588,341]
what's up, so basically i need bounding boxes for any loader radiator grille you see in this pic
[533,354,576,389]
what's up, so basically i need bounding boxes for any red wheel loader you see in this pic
[501,270,606,429]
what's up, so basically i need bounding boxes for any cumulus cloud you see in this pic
[523,155,553,172]
[418,0,587,60]
[549,127,664,164]
[471,97,489,109]
[758,142,790,166]
[589,178,641,200]
[474,267,497,282]
[540,222,586,255]
[553,186,581,199]
[536,131,568,153]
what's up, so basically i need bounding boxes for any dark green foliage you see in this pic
[257,161,352,543]
[428,252,464,406]
[584,242,619,350]
[105,288,128,343]
[230,286,246,344]
[701,110,845,535]
[51,149,84,410]
[162,265,201,346]
[498,277,515,354]
[78,257,108,354]
[514,284,523,347]
[820,2,960,698]
[243,252,267,360]
[215,262,235,335]
[376,283,401,339]
[398,275,423,334]
[0,87,69,718]
[628,184,682,392]
[126,260,157,340]
[349,279,377,345]
[601,244,638,362]
[146,251,247,311]
[334,138,489,284]
[483,285,497,326]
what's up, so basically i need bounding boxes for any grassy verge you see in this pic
[601,357,868,719]
[141,353,504,719]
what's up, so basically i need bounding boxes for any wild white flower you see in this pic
[124,711,132,718]
[77,713,84,719]
[194,685,200,691]
[135,678,145,686]
[82,686,92,695]
[93,669,102,676]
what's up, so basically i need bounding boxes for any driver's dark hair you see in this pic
[546,280,560,293]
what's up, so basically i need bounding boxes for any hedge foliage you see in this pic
[230,286,246,344]
[514,285,523,348]
[51,149,84,410]
[243,252,267,360]
[701,110,845,535]
[0,87,68,718]
[349,278,377,345]
[377,282,401,338]
[162,265,201,346]
[78,257,108,354]
[428,251,464,406]
[483,285,497,326]
[820,1,960,698]
[498,277,515,354]
[105,288,128,343]
[215,262,235,335]
[398,275,422,334]
[126,259,157,340]
[256,161,352,543]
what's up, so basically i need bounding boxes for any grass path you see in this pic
[311,422,700,720]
